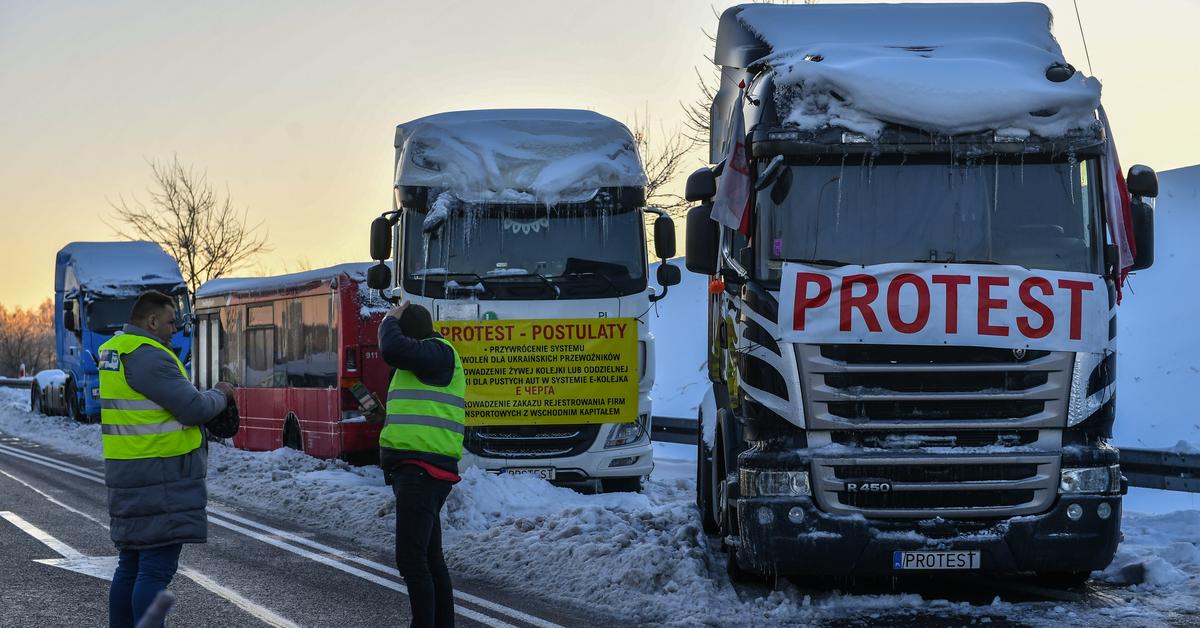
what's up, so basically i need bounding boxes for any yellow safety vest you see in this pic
[98,333,202,460]
[379,338,465,460]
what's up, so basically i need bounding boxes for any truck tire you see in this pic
[601,477,643,493]
[697,439,719,534]
[65,379,85,423]
[30,385,42,414]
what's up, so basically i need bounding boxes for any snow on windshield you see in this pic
[394,109,647,205]
[736,3,1100,137]
[59,241,185,297]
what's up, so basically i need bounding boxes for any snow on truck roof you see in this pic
[55,241,185,296]
[195,262,378,298]
[732,2,1101,137]
[393,109,647,205]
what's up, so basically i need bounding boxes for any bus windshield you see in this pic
[757,157,1105,280]
[402,205,647,299]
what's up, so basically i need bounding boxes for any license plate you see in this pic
[893,550,980,570]
[499,467,556,481]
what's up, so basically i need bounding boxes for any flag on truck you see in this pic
[711,82,752,235]
[1098,106,1136,302]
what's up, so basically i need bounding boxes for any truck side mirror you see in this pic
[685,203,719,275]
[1130,199,1154,271]
[653,215,676,259]
[366,263,392,290]
[657,263,681,287]
[1127,165,1158,199]
[370,216,393,261]
[685,167,717,202]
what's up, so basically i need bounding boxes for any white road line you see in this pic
[0,468,108,529]
[0,440,558,628]
[179,567,299,628]
[0,510,84,558]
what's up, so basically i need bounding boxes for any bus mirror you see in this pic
[685,167,717,202]
[1131,199,1154,271]
[653,215,676,259]
[370,217,393,261]
[685,203,719,275]
[366,263,392,290]
[1127,165,1158,199]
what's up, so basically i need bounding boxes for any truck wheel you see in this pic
[30,386,42,414]
[283,415,304,451]
[1034,570,1091,588]
[65,379,85,423]
[697,439,719,534]
[601,477,643,493]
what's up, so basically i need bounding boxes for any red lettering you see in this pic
[1016,277,1054,339]
[977,276,1009,337]
[886,273,930,334]
[793,273,833,331]
[932,275,970,333]
[1057,279,1095,340]
[839,274,881,333]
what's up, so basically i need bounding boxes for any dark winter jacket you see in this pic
[377,316,461,477]
[104,324,227,550]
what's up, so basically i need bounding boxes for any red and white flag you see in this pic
[1098,106,1136,302]
[711,82,752,235]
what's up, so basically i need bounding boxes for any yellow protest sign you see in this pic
[436,318,639,426]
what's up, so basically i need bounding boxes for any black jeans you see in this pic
[392,465,455,628]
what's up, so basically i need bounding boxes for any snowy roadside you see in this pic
[2,388,1197,626]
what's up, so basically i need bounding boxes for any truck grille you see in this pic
[812,455,1059,518]
[798,344,1073,430]
[464,425,599,459]
[831,430,1039,449]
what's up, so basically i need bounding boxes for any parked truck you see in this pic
[686,3,1157,583]
[367,109,679,492]
[31,241,192,421]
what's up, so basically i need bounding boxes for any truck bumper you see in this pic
[461,427,654,482]
[734,494,1121,576]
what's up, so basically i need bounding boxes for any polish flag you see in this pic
[1098,106,1136,302]
[711,82,752,235]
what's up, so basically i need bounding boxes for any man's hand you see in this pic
[386,300,410,321]
[213,382,236,401]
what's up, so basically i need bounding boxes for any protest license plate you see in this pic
[500,467,556,481]
[892,550,980,570]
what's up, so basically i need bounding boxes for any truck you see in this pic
[685,3,1158,583]
[192,263,388,459]
[367,109,680,492]
[31,241,192,421]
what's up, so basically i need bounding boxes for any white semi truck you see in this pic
[367,109,679,492]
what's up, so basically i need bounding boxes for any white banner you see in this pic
[778,263,1109,353]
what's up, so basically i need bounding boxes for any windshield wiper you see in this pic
[786,258,852,268]
[479,272,561,298]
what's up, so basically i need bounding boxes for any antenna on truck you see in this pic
[1072,0,1095,76]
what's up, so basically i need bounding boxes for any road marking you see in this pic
[179,567,299,628]
[1,510,85,558]
[0,440,560,628]
[0,468,107,528]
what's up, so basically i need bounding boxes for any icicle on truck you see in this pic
[31,241,193,421]
[367,109,680,492]
[686,3,1158,582]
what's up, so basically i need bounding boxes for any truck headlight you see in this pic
[740,469,811,498]
[604,414,648,448]
[1059,465,1121,494]
[1066,352,1105,427]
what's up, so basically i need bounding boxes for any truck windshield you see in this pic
[402,206,647,299]
[758,157,1104,279]
[86,298,136,333]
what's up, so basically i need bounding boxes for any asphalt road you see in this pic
[0,434,585,627]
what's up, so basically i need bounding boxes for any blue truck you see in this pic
[31,241,193,421]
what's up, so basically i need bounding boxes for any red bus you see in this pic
[192,263,389,459]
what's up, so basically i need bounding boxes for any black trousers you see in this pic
[392,465,455,628]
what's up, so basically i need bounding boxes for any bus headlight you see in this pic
[1059,465,1121,494]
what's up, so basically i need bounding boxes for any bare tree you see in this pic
[629,108,695,218]
[107,156,271,295]
[0,299,55,376]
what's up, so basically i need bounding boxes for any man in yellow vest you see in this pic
[378,301,464,628]
[98,290,234,628]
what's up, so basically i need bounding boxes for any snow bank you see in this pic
[394,109,647,205]
[56,241,185,297]
[736,3,1100,137]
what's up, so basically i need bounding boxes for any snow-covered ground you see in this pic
[2,388,1198,626]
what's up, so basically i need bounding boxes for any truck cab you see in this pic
[687,3,1156,582]
[368,109,679,492]
[34,242,192,421]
